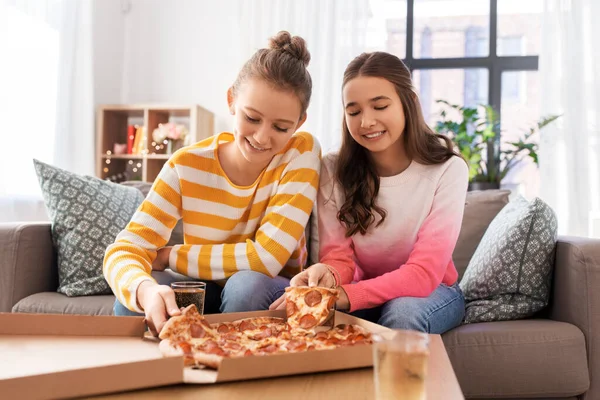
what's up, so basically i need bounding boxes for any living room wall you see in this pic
[93,0,126,107]
[94,0,243,134]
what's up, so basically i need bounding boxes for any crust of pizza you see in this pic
[158,339,183,357]
[192,351,224,370]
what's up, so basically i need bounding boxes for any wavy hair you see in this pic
[336,52,462,237]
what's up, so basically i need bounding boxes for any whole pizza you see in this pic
[158,286,372,369]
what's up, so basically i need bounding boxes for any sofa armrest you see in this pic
[0,222,57,312]
[550,235,600,399]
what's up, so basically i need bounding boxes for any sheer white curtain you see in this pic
[0,0,93,222]
[238,0,371,153]
[539,0,600,236]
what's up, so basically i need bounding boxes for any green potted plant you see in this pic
[433,100,560,191]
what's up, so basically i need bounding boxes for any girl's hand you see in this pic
[136,280,181,336]
[269,264,338,311]
[152,247,172,271]
[290,263,337,288]
[269,293,287,311]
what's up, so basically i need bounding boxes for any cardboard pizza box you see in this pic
[0,309,390,398]
[177,310,392,384]
[0,312,183,400]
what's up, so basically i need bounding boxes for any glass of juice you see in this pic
[372,329,430,400]
[171,281,206,314]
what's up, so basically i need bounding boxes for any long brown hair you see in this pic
[336,52,461,237]
[231,31,312,116]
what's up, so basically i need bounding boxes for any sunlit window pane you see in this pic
[413,0,490,59]
[497,0,542,56]
[413,68,489,126]
[366,0,407,58]
[500,71,541,198]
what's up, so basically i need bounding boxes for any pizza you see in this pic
[284,286,339,332]
[158,288,371,370]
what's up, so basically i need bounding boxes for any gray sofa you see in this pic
[1,190,597,399]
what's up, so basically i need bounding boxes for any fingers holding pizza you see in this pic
[289,263,337,288]
[137,281,182,336]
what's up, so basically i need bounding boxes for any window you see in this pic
[371,0,543,197]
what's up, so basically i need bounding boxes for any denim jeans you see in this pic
[113,269,289,316]
[350,283,465,334]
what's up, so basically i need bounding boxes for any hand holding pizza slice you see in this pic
[284,287,339,332]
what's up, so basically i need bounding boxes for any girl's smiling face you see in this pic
[343,76,406,154]
[229,78,306,165]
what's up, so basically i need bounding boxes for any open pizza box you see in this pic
[0,310,390,399]
[168,310,392,384]
[0,312,183,399]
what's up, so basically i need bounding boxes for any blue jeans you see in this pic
[351,283,465,334]
[113,269,289,316]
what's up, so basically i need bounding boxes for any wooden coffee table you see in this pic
[95,334,463,399]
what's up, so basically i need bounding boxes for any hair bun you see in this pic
[269,31,311,67]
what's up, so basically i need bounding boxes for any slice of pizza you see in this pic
[158,304,220,366]
[285,286,339,333]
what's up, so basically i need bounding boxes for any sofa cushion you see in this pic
[442,320,589,398]
[33,160,145,296]
[12,292,115,315]
[453,189,510,279]
[460,196,558,323]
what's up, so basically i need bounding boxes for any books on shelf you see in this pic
[127,125,136,154]
[130,126,146,155]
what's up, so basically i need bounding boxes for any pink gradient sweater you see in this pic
[318,153,468,312]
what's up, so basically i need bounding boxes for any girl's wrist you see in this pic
[325,264,341,288]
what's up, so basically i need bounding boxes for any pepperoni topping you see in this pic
[286,301,297,317]
[217,324,233,334]
[244,349,253,357]
[277,331,291,340]
[335,324,352,336]
[224,342,242,351]
[315,331,329,340]
[206,346,227,356]
[255,327,273,340]
[223,332,240,341]
[202,340,219,350]
[239,320,257,332]
[190,323,206,338]
[352,334,367,342]
[299,314,317,329]
[326,337,340,345]
[259,344,279,353]
[285,339,307,352]
[304,290,323,307]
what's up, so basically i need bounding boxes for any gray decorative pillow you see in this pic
[459,195,558,323]
[34,159,145,296]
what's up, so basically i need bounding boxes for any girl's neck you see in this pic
[219,141,269,186]
[370,139,411,177]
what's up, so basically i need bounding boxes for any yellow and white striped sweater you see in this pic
[103,131,321,312]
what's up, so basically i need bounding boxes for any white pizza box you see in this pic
[177,310,392,384]
[0,312,183,400]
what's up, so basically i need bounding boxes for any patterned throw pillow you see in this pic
[459,196,558,323]
[34,159,145,296]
